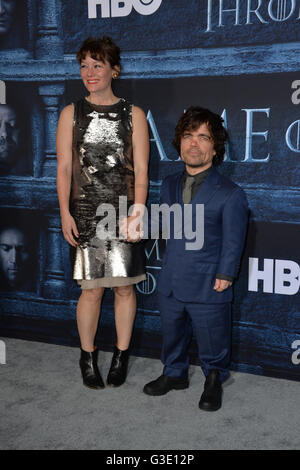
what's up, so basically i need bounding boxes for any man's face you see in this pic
[180,122,216,173]
[0,105,20,169]
[0,0,16,36]
[0,228,30,287]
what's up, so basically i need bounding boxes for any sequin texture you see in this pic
[70,98,145,281]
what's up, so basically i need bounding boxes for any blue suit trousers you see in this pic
[159,292,231,383]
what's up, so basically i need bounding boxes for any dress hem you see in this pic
[77,274,146,289]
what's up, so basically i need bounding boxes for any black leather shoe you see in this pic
[79,347,105,390]
[199,370,222,411]
[107,345,129,387]
[143,375,189,396]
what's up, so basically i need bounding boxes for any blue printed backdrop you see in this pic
[0,0,299,380]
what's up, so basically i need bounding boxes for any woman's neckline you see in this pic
[84,97,123,108]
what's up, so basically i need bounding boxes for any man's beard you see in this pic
[186,161,207,168]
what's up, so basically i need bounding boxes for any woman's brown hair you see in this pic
[76,36,121,72]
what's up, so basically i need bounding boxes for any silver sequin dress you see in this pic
[70,98,146,288]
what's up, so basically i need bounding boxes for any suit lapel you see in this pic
[191,167,220,206]
[166,168,220,239]
[181,168,221,234]
[172,172,183,204]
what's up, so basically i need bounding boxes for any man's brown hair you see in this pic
[173,107,228,166]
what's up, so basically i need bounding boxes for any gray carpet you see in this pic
[0,337,299,450]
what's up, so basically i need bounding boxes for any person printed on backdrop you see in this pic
[0,224,35,292]
[0,0,28,50]
[0,104,21,175]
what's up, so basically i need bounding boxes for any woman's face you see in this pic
[80,52,117,94]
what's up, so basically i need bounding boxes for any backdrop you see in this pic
[0,0,299,380]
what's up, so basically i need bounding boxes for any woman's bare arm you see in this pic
[132,105,149,210]
[123,105,149,241]
[56,104,79,247]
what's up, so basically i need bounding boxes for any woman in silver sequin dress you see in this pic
[56,37,149,390]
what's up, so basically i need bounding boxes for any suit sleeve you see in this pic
[216,188,249,279]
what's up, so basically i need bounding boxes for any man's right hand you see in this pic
[213,278,232,292]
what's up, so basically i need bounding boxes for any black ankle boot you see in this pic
[79,347,105,390]
[107,345,129,387]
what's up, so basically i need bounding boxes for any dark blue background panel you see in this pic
[0,0,299,382]
[62,0,300,53]
[232,221,300,380]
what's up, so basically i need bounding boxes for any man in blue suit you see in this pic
[143,107,249,411]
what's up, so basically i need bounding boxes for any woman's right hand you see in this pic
[61,212,79,247]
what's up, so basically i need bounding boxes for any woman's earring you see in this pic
[112,72,119,79]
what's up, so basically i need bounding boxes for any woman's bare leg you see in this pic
[76,287,105,352]
[113,285,136,350]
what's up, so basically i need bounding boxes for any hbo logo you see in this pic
[249,258,300,295]
[88,0,162,18]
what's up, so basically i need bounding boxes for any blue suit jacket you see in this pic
[157,167,249,303]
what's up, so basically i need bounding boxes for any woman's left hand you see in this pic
[120,214,144,242]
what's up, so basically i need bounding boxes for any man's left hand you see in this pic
[213,279,232,292]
